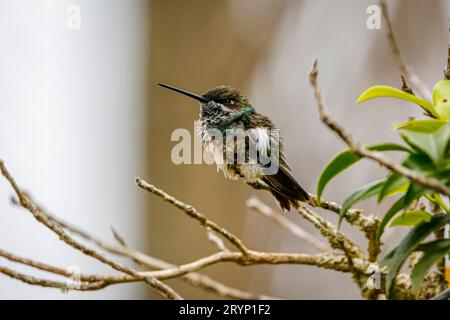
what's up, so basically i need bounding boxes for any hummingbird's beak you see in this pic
[158,83,208,103]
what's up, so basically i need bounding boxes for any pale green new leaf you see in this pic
[389,210,431,227]
[401,123,450,169]
[376,183,426,244]
[378,172,409,203]
[393,119,447,133]
[433,80,450,120]
[357,85,438,118]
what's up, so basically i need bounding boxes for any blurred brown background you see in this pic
[145,0,450,299]
[0,0,449,299]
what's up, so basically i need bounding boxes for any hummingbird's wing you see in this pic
[257,117,311,210]
[222,110,312,211]
[262,164,311,212]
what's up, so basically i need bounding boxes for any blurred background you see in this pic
[0,0,449,299]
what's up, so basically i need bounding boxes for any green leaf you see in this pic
[433,80,450,120]
[338,179,385,227]
[434,194,450,213]
[378,172,409,203]
[317,150,359,203]
[366,142,412,153]
[431,288,450,300]
[377,196,411,244]
[394,119,447,133]
[381,214,450,298]
[316,143,410,203]
[376,183,425,244]
[384,182,409,198]
[379,152,438,204]
[389,210,432,227]
[357,85,438,118]
[411,239,450,292]
[401,123,450,169]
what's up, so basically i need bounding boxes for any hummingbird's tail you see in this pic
[262,167,314,212]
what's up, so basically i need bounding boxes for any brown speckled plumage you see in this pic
[159,83,312,211]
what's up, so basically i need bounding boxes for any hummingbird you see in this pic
[158,83,313,211]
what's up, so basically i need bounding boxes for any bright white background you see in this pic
[0,0,149,299]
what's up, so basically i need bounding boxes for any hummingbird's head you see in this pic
[202,85,248,108]
[158,83,251,114]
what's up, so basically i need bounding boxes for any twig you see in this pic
[138,251,355,277]
[0,160,182,300]
[135,177,250,255]
[309,195,380,261]
[246,197,329,251]
[243,181,378,237]
[110,227,127,247]
[9,199,278,299]
[0,265,99,291]
[296,204,363,259]
[206,228,230,252]
[0,248,136,285]
[0,249,76,279]
[401,75,414,95]
[309,60,450,197]
[380,0,432,101]
[444,45,450,80]
[309,195,380,236]
[0,247,360,292]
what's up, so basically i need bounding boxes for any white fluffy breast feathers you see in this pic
[199,126,273,162]
[249,127,271,153]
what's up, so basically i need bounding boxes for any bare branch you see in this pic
[139,251,355,278]
[206,228,230,252]
[380,0,432,101]
[0,160,182,300]
[9,197,279,299]
[0,247,359,294]
[135,177,250,255]
[0,249,91,280]
[110,227,127,247]
[0,265,92,291]
[309,60,450,197]
[445,45,450,80]
[246,197,329,251]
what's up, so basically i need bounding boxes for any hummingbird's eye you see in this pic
[228,99,235,105]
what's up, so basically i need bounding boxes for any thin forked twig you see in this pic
[135,177,250,255]
[380,0,432,101]
[0,160,182,300]
[309,60,450,197]
[246,197,329,251]
[7,194,279,299]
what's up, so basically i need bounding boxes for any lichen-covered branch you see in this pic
[29,202,277,299]
[296,205,364,259]
[0,158,381,299]
[310,196,380,261]
[0,157,426,299]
